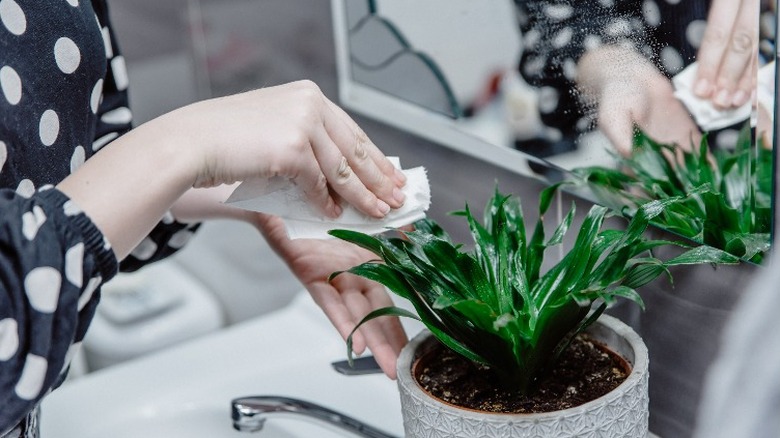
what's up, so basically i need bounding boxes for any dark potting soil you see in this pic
[415,334,629,414]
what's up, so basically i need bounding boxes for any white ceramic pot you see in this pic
[396,314,649,438]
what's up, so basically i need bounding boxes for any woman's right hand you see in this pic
[59,80,405,260]
[170,80,406,219]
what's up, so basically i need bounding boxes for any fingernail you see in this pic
[693,78,710,97]
[394,168,407,185]
[377,199,391,216]
[714,89,731,107]
[732,90,749,107]
[393,187,406,205]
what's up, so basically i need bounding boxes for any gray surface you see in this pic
[107,2,759,437]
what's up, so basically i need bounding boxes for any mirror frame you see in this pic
[331,0,555,180]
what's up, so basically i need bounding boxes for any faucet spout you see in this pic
[231,395,399,438]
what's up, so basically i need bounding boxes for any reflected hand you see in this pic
[694,0,760,109]
[252,213,408,379]
[598,72,701,156]
[578,46,701,156]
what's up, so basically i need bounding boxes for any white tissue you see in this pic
[672,62,753,131]
[225,158,430,239]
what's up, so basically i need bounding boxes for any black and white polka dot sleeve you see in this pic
[0,188,117,435]
[88,0,201,273]
[514,0,650,138]
[0,1,197,435]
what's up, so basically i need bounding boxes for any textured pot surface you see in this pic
[396,314,649,438]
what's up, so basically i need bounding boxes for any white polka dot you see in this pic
[0,65,21,105]
[598,0,615,7]
[25,267,61,313]
[523,29,541,49]
[54,37,81,74]
[544,4,573,21]
[15,354,47,400]
[90,79,103,114]
[583,34,602,51]
[131,237,157,260]
[523,56,546,77]
[642,0,661,27]
[539,86,559,114]
[101,26,113,58]
[716,130,740,149]
[552,27,573,49]
[168,229,195,249]
[111,56,128,90]
[60,341,82,375]
[70,145,85,173]
[92,132,118,151]
[65,243,84,288]
[661,46,684,74]
[0,140,6,173]
[605,18,631,37]
[66,0,78,6]
[100,107,132,125]
[16,178,34,198]
[686,20,707,49]
[22,206,46,240]
[0,0,26,35]
[77,276,101,311]
[546,127,563,141]
[39,110,60,146]
[0,318,19,361]
[664,0,680,4]
[562,58,578,81]
[161,211,175,224]
[39,184,53,191]
[63,200,82,216]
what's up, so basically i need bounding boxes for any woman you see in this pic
[0,1,408,436]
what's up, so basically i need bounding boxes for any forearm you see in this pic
[57,112,198,261]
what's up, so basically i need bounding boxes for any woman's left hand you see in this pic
[694,0,760,109]
[251,213,408,379]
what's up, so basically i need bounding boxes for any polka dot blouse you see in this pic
[0,1,198,436]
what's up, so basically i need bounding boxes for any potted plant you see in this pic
[573,123,772,263]
[329,186,738,438]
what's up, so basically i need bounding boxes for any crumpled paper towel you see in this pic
[672,62,755,131]
[225,158,430,239]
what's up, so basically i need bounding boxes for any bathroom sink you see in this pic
[41,292,408,437]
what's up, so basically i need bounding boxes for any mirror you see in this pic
[331,0,777,263]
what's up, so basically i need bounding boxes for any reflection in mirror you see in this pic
[333,0,777,263]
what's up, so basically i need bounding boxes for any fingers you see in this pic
[598,95,636,157]
[308,282,368,354]
[289,138,343,218]
[347,282,407,379]
[322,274,407,379]
[695,0,760,108]
[325,99,407,188]
[316,99,406,217]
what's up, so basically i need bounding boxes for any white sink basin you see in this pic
[41,292,408,437]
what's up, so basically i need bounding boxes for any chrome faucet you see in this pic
[231,395,399,438]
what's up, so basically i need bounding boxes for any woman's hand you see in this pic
[173,80,406,218]
[577,46,701,156]
[694,0,760,109]
[252,213,408,379]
